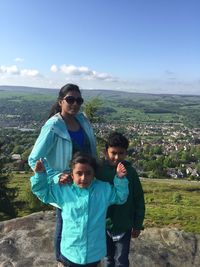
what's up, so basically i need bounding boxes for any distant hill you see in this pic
[1,85,200,128]
[1,85,198,98]
[0,85,58,94]
[0,85,139,99]
[0,85,160,100]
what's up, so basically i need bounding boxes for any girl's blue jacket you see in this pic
[31,173,129,264]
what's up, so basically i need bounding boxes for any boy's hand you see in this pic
[116,162,127,178]
[59,173,73,185]
[34,159,45,173]
[131,229,141,238]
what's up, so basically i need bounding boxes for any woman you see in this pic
[28,83,96,264]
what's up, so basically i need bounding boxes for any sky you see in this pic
[0,0,200,95]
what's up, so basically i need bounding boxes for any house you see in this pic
[11,154,21,161]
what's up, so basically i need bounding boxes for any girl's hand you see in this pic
[116,162,127,178]
[34,159,45,173]
[59,173,73,185]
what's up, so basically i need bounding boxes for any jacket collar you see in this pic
[49,113,84,140]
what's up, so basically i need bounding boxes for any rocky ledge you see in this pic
[0,211,199,267]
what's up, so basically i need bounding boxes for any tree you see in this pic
[0,144,17,220]
[150,145,163,155]
[180,151,191,164]
[12,145,24,154]
[163,156,176,168]
[83,98,102,123]
[21,147,32,161]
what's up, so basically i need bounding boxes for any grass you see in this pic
[2,173,200,234]
[4,172,51,219]
[141,178,200,233]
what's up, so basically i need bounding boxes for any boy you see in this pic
[96,132,145,267]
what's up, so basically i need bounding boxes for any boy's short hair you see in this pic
[105,132,129,150]
[70,152,98,174]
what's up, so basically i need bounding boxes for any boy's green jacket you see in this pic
[96,160,145,234]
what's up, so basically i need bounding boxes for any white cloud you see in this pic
[94,72,117,82]
[14,57,24,62]
[50,64,58,72]
[59,64,93,76]
[60,64,79,75]
[0,65,19,75]
[0,64,40,78]
[79,66,92,75]
[20,69,40,77]
[51,64,117,82]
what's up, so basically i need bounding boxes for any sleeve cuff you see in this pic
[52,173,62,184]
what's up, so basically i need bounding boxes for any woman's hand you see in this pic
[59,173,73,185]
[116,162,127,178]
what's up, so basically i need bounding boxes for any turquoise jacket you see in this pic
[31,173,129,264]
[28,112,96,182]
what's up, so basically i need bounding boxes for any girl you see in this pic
[31,153,129,267]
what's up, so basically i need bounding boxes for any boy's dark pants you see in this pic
[104,230,132,267]
[55,208,63,261]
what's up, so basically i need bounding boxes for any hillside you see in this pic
[1,85,200,182]
[1,85,200,128]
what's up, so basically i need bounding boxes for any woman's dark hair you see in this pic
[105,132,129,150]
[48,83,81,118]
[70,152,98,174]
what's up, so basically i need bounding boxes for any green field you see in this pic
[2,172,200,234]
[142,178,200,233]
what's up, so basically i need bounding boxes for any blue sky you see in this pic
[0,0,200,94]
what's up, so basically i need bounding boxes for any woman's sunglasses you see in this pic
[63,96,84,105]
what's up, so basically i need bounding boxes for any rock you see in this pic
[0,211,57,267]
[130,227,200,267]
[0,211,200,267]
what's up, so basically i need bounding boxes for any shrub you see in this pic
[172,192,182,204]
